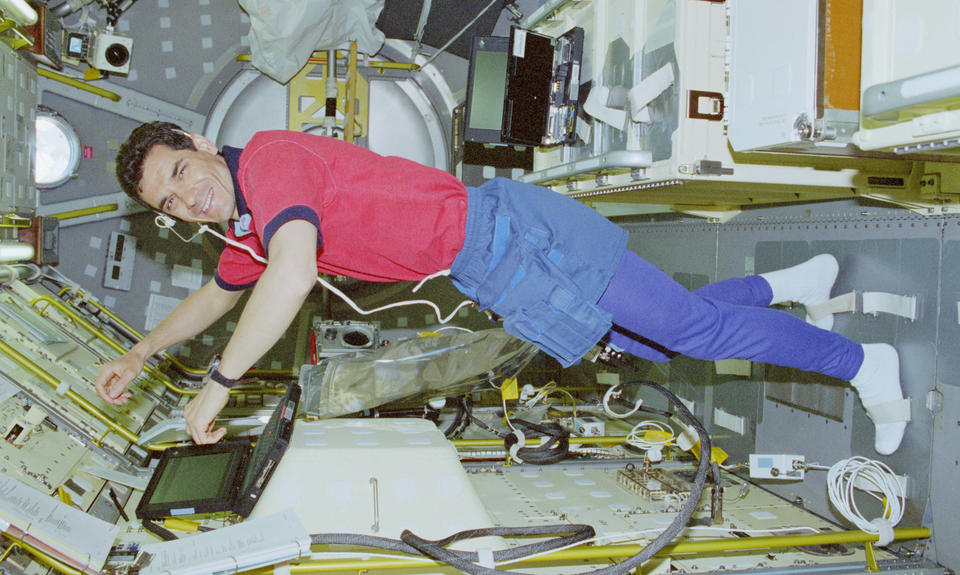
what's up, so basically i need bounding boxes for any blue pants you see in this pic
[598,250,864,381]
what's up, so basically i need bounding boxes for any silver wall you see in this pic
[617,197,957,568]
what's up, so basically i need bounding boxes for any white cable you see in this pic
[418,0,501,69]
[602,383,643,418]
[826,456,904,546]
[155,215,474,324]
[625,420,674,449]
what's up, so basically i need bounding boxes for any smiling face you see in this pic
[138,136,238,223]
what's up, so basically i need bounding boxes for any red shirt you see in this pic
[215,131,468,290]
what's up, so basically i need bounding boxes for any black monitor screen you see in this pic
[149,451,236,504]
[464,36,510,144]
[136,442,249,519]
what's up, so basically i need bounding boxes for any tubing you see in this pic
[294,527,931,573]
[453,435,629,447]
[30,295,286,396]
[63,287,295,380]
[0,0,37,25]
[0,241,35,263]
[0,338,177,450]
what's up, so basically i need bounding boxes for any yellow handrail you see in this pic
[288,527,931,573]
[48,204,118,221]
[0,537,81,575]
[0,338,176,450]
[36,67,121,102]
[29,295,286,396]
[63,288,294,380]
[453,435,629,447]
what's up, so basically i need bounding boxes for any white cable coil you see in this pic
[624,420,674,462]
[826,456,905,546]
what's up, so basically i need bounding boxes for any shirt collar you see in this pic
[221,145,252,236]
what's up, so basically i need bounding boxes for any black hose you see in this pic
[309,379,713,575]
[505,419,569,464]
[313,524,595,564]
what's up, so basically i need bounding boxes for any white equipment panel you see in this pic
[249,418,497,545]
[727,0,818,151]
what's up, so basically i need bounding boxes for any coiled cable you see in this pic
[826,456,905,546]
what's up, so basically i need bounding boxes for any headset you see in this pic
[153,213,473,323]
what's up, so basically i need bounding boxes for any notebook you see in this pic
[135,384,300,519]
[464,26,584,147]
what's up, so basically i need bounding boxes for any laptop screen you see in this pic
[147,451,238,504]
[136,384,300,520]
[464,35,510,144]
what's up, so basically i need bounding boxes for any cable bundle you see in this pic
[826,456,905,546]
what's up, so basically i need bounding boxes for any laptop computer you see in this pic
[135,384,300,519]
[463,26,584,148]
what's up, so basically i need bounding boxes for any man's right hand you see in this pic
[95,353,145,405]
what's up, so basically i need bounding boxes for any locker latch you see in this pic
[688,90,724,121]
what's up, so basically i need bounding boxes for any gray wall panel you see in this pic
[621,208,941,547]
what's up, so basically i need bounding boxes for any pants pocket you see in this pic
[501,263,611,367]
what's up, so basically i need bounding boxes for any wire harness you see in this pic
[826,456,905,546]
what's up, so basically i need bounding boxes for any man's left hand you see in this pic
[184,380,230,444]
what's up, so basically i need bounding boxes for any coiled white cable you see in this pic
[602,383,643,419]
[155,215,474,324]
[826,456,905,546]
[625,420,674,462]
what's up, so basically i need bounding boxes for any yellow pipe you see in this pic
[453,435,629,447]
[344,42,358,143]
[30,295,284,397]
[36,67,121,102]
[0,213,30,228]
[290,527,930,573]
[0,338,177,450]
[29,295,182,389]
[0,536,82,575]
[66,289,294,380]
[48,204,118,221]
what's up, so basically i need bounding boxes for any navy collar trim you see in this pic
[221,145,252,236]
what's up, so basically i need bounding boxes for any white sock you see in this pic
[760,254,839,330]
[849,343,910,455]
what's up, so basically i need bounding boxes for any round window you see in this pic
[34,109,81,189]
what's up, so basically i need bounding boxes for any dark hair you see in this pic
[115,121,195,207]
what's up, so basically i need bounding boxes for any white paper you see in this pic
[171,264,203,291]
[139,509,311,575]
[0,473,119,571]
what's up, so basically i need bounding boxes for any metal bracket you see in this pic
[695,160,734,176]
[688,90,724,121]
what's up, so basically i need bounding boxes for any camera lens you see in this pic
[105,43,129,67]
